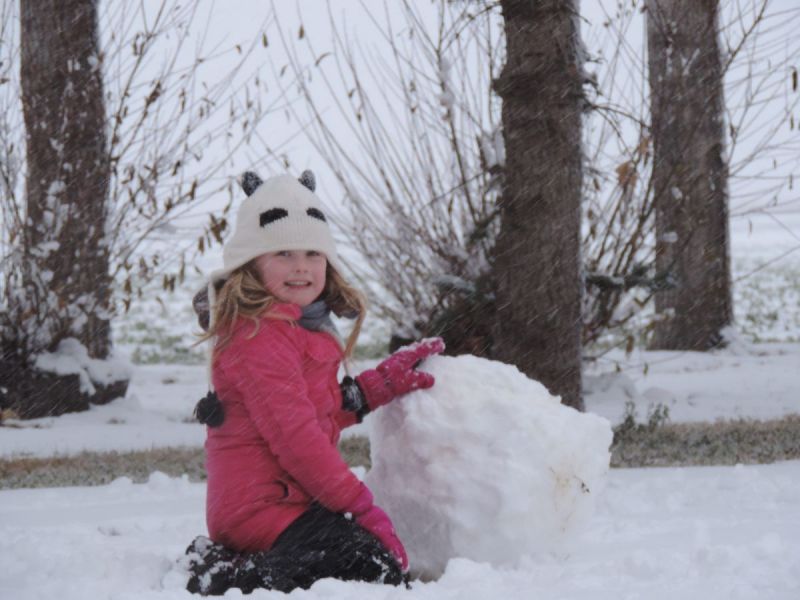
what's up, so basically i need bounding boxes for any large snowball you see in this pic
[364,354,613,579]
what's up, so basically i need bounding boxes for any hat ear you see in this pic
[240,171,263,196]
[298,170,316,192]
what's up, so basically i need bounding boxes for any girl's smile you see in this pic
[255,250,327,307]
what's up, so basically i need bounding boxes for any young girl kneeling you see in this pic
[184,171,443,595]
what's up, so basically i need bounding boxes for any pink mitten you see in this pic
[350,484,408,571]
[355,337,445,410]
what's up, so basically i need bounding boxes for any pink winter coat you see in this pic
[205,303,362,553]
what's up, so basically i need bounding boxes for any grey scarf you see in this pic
[299,299,340,339]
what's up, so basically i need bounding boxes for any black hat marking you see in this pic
[260,208,289,227]
[298,170,316,192]
[306,207,326,222]
[241,171,263,196]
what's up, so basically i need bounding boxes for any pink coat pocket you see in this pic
[277,478,311,504]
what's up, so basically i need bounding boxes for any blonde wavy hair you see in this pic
[200,259,367,359]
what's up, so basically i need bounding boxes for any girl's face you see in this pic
[254,250,327,307]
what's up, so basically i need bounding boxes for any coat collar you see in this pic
[267,302,303,320]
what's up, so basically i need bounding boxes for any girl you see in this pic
[184,170,444,595]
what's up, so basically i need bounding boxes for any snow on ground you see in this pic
[0,360,371,459]
[1,197,797,598]
[2,341,797,597]
[584,342,800,425]
[2,340,798,458]
[0,364,207,458]
[2,462,798,599]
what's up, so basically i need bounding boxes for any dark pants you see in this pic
[186,504,407,595]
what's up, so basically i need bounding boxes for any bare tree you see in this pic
[491,0,585,410]
[0,1,274,418]
[272,1,504,356]
[270,1,797,368]
[582,0,800,355]
[646,0,732,350]
[0,0,123,418]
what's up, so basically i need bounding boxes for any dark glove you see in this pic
[349,484,409,572]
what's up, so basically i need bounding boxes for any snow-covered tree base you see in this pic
[1,339,130,419]
[365,354,613,579]
[0,365,128,419]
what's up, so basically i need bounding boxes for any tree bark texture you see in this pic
[16,0,111,358]
[1,0,126,418]
[492,0,585,410]
[647,0,733,350]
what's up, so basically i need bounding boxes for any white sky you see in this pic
[2,1,798,271]
[175,0,799,271]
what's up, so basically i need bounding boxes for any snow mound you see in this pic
[365,354,613,579]
[33,337,132,395]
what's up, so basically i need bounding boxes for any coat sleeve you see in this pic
[231,322,362,514]
[332,405,359,430]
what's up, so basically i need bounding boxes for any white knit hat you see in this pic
[201,169,345,390]
[209,169,342,285]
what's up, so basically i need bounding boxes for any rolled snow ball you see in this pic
[364,354,613,580]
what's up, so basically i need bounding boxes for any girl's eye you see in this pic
[277,251,291,257]
[307,251,321,257]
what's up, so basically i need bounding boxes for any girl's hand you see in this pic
[355,337,445,411]
[349,484,409,571]
[356,505,409,572]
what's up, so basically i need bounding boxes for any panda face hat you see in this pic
[210,169,343,286]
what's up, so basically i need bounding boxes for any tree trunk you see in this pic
[492,0,585,410]
[1,0,127,418]
[647,0,733,350]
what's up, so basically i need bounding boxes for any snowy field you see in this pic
[3,0,799,593]
[2,339,799,598]
[1,340,798,459]
[2,462,798,599]
[2,198,799,598]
